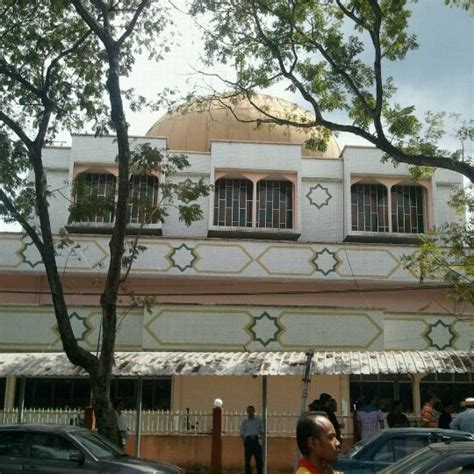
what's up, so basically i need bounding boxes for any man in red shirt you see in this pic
[293,413,341,474]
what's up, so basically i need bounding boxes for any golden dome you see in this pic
[146,94,340,158]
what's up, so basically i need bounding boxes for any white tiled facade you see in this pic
[0,98,472,413]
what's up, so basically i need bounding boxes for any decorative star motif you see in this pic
[248,311,284,347]
[312,248,340,276]
[424,319,457,350]
[306,184,332,209]
[169,243,197,272]
[18,236,43,268]
[53,311,92,343]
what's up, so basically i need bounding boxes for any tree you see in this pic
[0,0,209,444]
[190,0,473,182]
[405,186,474,305]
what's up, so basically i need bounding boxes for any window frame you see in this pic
[209,170,300,240]
[347,176,431,242]
[67,165,162,235]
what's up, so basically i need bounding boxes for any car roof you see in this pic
[427,441,474,453]
[0,423,88,433]
[372,428,474,438]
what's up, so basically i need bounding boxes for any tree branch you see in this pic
[0,189,44,254]
[72,0,111,46]
[117,0,149,47]
[0,58,44,99]
[0,111,34,150]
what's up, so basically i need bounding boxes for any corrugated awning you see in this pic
[0,350,472,377]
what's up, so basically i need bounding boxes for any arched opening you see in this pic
[256,179,293,229]
[70,172,116,224]
[213,178,253,227]
[351,182,389,232]
[391,185,425,233]
[128,175,160,225]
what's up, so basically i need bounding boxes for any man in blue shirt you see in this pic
[450,397,474,434]
[240,405,264,474]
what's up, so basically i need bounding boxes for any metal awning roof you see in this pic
[0,350,472,377]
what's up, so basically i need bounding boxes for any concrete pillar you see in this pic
[4,375,16,409]
[411,374,425,415]
[84,406,96,430]
[211,403,223,474]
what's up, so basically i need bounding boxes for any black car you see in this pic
[379,441,474,474]
[0,423,184,473]
[334,428,474,473]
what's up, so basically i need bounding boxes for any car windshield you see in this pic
[381,447,443,474]
[71,430,127,460]
[343,434,376,458]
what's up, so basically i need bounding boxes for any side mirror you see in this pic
[70,450,85,464]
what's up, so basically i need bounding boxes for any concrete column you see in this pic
[84,406,96,430]
[411,373,425,415]
[211,404,223,474]
[4,375,16,409]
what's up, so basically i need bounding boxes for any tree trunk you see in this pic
[90,373,122,446]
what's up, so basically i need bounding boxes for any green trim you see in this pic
[306,183,332,209]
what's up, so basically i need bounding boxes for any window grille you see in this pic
[73,173,116,223]
[256,180,293,229]
[351,183,388,232]
[127,175,159,224]
[391,185,424,233]
[213,178,253,227]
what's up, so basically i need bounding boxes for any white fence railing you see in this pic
[0,409,354,437]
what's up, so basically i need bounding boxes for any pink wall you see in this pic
[125,434,354,473]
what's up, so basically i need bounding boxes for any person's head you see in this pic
[392,400,403,413]
[463,398,474,409]
[442,401,455,414]
[296,413,341,465]
[113,399,124,413]
[365,393,378,407]
[330,398,338,413]
[319,393,332,408]
[246,405,255,418]
[424,392,439,407]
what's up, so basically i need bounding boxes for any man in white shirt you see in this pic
[113,399,130,448]
[450,397,474,434]
[240,405,264,474]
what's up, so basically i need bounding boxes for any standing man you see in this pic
[113,399,129,448]
[317,393,342,443]
[450,397,474,434]
[240,405,264,474]
[386,400,410,428]
[293,413,341,474]
[357,394,384,440]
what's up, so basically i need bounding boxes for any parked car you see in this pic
[334,428,474,473]
[379,441,474,473]
[0,423,184,473]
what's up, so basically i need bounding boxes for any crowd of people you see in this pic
[290,393,474,474]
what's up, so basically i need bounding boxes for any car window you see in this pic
[71,430,123,459]
[0,431,26,457]
[29,432,77,461]
[373,439,394,462]
[373,436,429,463]
[392,436,429,461]
[442,460,474,474]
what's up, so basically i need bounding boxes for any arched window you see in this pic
[351,183,388,232]
[213,178,253,227]
[256,180,293,229]
[72,172,116,224]
[391,185,424,233]
[128,175,159,224]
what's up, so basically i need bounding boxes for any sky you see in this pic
[121,0,473,151]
